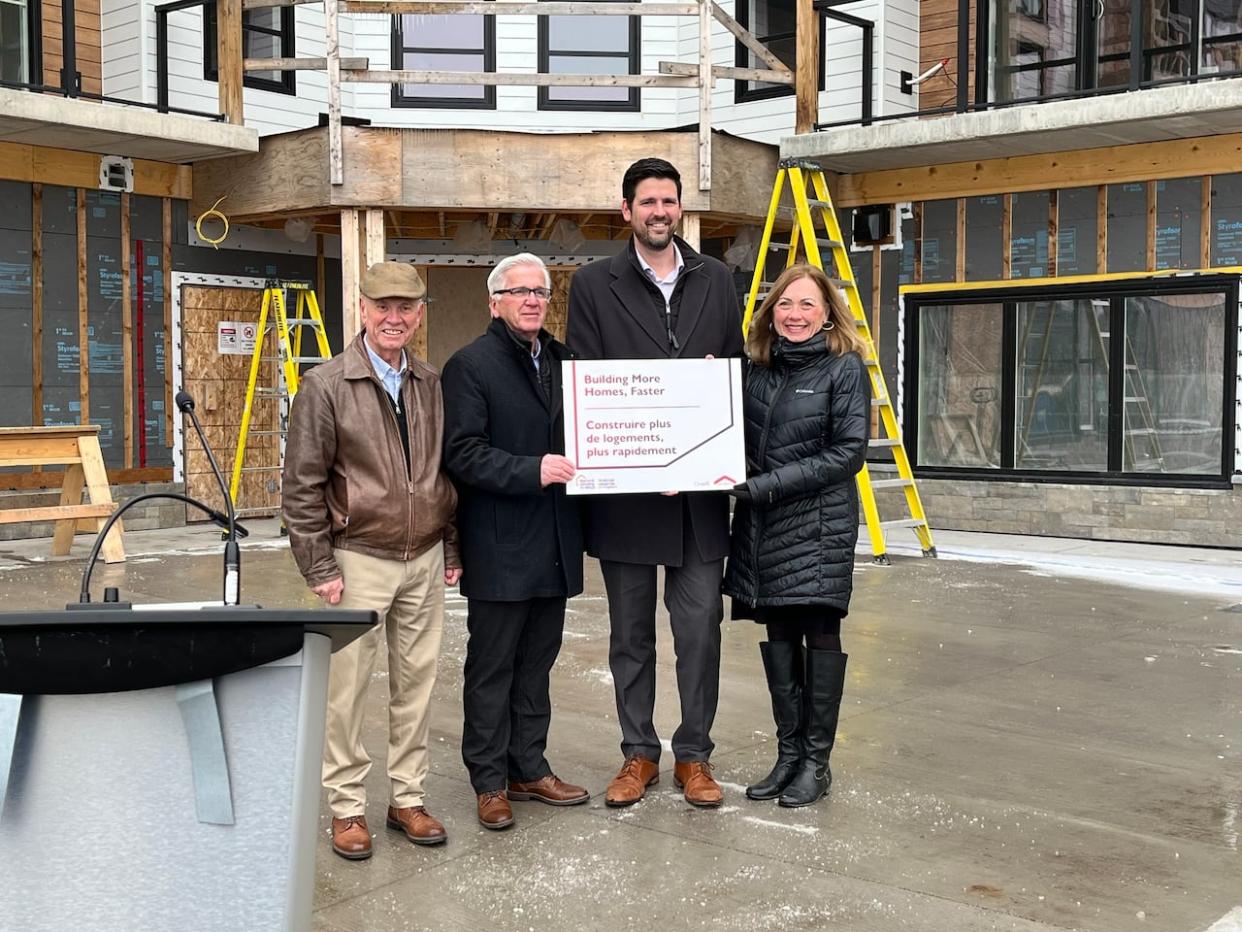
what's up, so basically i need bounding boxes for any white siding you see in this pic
[108,0,916,142]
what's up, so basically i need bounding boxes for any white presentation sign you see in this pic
[563,358,745,496]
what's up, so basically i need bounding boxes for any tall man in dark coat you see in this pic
[566,157,744,808]
[442,252,590,831]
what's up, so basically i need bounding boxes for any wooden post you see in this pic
[316,232,326,311]
[1001,193,1012,279]
[365,208,385,266]
[77,189,89,424]
[955,198,966,282]
[1146,180,1157,271]
[121,193,133,469]
[326,0,343,185]
[1048,189,1059,277]
[1201,176,1212,268]
[795,0,820,134]
[698,0,712,191]
[217,0,244,125]
[162,198,173,445]
[870,244,881,438]
[680,212,701,250]
[1096,185,1108,274]
[341,209,361,341]
[913,202,923,284]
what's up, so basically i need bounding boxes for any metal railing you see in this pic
[813,0,1242,132]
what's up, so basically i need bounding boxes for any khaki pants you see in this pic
[323,545,445,818]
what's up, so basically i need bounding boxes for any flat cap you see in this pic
[359,262,426,300]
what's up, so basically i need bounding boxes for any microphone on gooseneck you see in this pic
[176,390,241,606]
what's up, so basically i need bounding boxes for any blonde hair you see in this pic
[746,263,868,366]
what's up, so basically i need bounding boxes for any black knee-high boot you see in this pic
[779,649,847,808]
[746,641,803,800]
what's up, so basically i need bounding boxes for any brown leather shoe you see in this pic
[674,761,724,808]
[477,791,515,830]
[385,806,447,846]
[508,774,590,806]
[604,756,660,807]
[331,815,372,860]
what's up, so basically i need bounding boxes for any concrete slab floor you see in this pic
[1,522,1239,932]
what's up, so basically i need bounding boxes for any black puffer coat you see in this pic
[722,337,869,615]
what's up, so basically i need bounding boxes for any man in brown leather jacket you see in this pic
[283,262,462,861]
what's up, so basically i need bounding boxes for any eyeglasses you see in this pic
[492,287,553,300]
[774,298,825,313]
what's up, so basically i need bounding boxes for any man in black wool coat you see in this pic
[441,252,589,832]
[566,157,744,809]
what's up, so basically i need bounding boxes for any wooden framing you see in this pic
[341,208,360,340]
[1047,189,1059,278]
[1146,181,1158,271]
[711,1,789,74]
[795,0,819,134]
[1001,194,1012,279]
[837,133,1242,207]
[217,0,244,124]
[912,202,923,284]
[955,198,966,282]
[0,142,191,198]
[1201,177,1213,269]
[1096,185,1107,274]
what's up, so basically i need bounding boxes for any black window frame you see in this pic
[733,0,826,104]
[390,10,496,109]
[204,4,296,95]
[902,275,1238,488]
[537,1,640,112]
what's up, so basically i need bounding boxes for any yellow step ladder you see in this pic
[229,280,332,521]
[743,158,936,564]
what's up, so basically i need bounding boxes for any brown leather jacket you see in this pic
[283,334,460,586]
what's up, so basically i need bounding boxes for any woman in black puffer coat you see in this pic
[723,263,870,809]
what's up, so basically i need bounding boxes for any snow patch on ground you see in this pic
[1204,907,1242,932]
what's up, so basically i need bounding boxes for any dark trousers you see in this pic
[461,597,567,794]
[599,526,724,764]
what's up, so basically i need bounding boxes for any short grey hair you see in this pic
[488,252,551,294]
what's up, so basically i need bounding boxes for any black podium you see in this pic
[0,606,374,932]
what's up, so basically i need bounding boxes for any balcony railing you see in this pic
[0,0,225,120]
[815,0,1242,132]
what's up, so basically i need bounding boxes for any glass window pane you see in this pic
[1011,190,1050,279]
[920,200,958,284]
[1096,0,1133,87]
[917,303,1003,468]
[401,51,487,98]
[748,0,794,39]
[546,54,631,101]
[548,15,628,52]
[1202,0,1242,74]
[1122,293,1225,474]
[1014,299,1110,470]
[245,30,282,80]
[399,14,484,48]
[244,8,281,31]
[1144,0,1195,80]
[992,0,1077,102]
[1057,186,1098,276]
[1154,177,1202,270]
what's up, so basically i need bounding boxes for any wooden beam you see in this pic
[698,0,711,192]
[244,56,368,71]
[217,0,244,125]
[77,189,88,424]
[913,202,923,284]
[1001,193,1012,279]
[659,60,793,84]
[32,184,43,431]
[1201,176,1212,268]
[955,198,965,282]
[162,198,173,445]
[1048,189,1059,277]
[681,212,701,250]
[1096,185,1107,274]
[710,1,790,74]
[0,142,191,198]
[365,208,385,266]
[326,0,343,186]
[341,70,697,88]
[341,208,361,341]
[121,193,133,470]
[341,0,697,12]
[438,211,446,237]
[795,0,819,134]
[1146,180,1157,271]
[837,133,1242,207]
[316,232,326,313]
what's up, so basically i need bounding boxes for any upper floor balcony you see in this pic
[0,0,256,162]
[788,0,1242,171]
